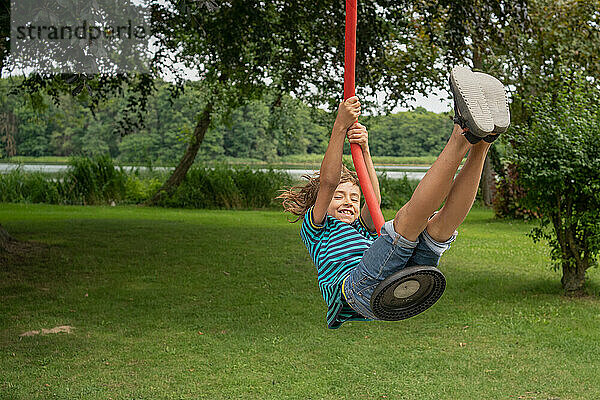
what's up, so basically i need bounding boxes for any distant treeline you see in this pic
[0,78,453,164]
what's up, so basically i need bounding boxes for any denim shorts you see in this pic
[342,220,457,320]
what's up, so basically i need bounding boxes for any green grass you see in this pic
[1,204,599,399]
[0,156,71,164]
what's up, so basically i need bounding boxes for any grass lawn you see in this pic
[1,204,599,399]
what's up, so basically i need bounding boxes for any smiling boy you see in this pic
[279,66,510,328]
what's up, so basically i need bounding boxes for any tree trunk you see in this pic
[481,155,495,207]
[0,111,18,157]
[561,263,587,296]
[0,224,14,253]
[145,101,213,205]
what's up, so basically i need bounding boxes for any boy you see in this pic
[279,66,509,328]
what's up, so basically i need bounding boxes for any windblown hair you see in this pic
[277,165,360,223]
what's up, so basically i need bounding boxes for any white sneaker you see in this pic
[449,66,494,138]
[474,72,510,135]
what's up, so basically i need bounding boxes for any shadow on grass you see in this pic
[0,238,49,271]
[440,267,600,325]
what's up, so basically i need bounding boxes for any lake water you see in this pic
[0,164,431,180]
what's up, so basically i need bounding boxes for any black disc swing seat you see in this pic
[370,265,446,321]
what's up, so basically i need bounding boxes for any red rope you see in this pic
[344,0,385,235]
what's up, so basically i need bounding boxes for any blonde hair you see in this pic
[277,165,360,223]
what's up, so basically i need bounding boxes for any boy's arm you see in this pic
[347,123,381,232]
[312,97,361,225]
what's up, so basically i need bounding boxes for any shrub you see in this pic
[163,164,293,209]
[62,156,128,205]
[379,174,418,210]
[0,168,61,204]
[123,175,164,204]
[0,169,25,203]
[0,159,417,212]
[232,166,293,208]
[0,160,294,209]
[507,75,600,295]
[492,164,538,220]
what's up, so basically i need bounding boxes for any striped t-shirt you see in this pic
[300,206,378,329]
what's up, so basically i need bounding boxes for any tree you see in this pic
[146,0,537,204]
[508,76,600,295]
[387,0,531,206]
[0,2,14,251]
[491,0,600,218]
[0,0,453,251]
[365,108,452,157]
[0,0,8,74]
[144,0,420,203]
[5,1,532,205]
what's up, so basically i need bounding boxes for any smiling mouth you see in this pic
[339,210,354,216]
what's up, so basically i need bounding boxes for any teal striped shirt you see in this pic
[300,206,378,329]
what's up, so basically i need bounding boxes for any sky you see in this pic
[388,89,451,114]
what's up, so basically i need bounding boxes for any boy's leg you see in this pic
[426,140,492,242]
[392,124,472,241]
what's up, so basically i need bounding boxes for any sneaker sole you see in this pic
[450,66,494,137]
[474,72,510,134]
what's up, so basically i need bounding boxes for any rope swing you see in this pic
[344,0,385,235]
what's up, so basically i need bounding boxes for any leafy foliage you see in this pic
[492,164,538,220]
[0,158,298,209]
[0,157,127,205]
[0,157,421,210]
[506,76,600,293]
[378,175,418,210]
[381,0,529,108]
[490,0,600,218]
[364,107,452,157]
[63,156,128,205]
[0,78,453,163]
[493,0,600,128]
[160,164,293,209]
[0,168,61,204]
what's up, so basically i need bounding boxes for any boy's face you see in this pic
[327,181,361,224]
